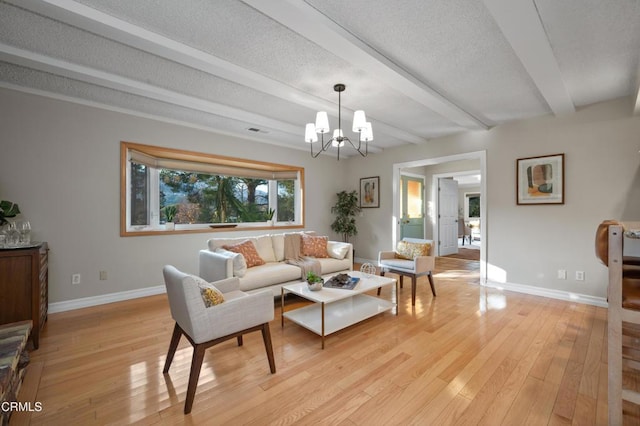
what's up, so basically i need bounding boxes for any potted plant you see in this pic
[306,271,324,291]
[330,190,361,243]
[0,200,20,226]
[266,208,275,226]
[162,205,178,230]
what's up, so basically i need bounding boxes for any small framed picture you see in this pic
[516,154,564,205]
[360,176,379,208]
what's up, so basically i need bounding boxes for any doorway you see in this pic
[392,151,487,283]
[438,177,459,256]
[400,174,425,240]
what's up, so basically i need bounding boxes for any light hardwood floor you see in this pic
[14,257,613,425]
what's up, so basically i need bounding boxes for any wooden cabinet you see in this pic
[0,243,48,349]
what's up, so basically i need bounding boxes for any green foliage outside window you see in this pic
[157,169,292,224]
[468,195,480,218]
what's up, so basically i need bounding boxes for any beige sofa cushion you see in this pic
[271,233,285,261]
[239,263,302,291]
[254,235,277,263]
[317,257,352,275]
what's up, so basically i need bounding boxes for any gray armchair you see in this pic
[378,238,436,306]
[162,265,276,414]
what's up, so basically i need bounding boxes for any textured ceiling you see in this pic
[1,0,639,157]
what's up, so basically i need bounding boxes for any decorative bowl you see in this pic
[307,279,324,291]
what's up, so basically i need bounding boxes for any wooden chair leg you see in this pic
[261,323,276,374]
[184,344,206,414]
[428,272,436,296]
[377,270,385,295]
[411,276,416,306]
[163,323,182,373]
[237,335,243,346]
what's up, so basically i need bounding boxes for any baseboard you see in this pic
[358,256,607,308]
[483,280,607,308]
[47,272,607,314]
[48,285,166,313]
[355,257,377,266]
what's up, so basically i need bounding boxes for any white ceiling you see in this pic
[1,0,639,157]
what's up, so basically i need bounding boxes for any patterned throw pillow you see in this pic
[301,234,329,258]
[223,240,265,268]
[199,282,225,307]
[395,241,431,260]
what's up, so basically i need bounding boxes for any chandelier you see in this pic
[304,84,373,160]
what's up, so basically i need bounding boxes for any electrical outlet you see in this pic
[72,274,81,285]
[576,271,585,281]
[557,269,567,280]
[99,270,107,280]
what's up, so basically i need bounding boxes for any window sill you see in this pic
[121,223,303,237]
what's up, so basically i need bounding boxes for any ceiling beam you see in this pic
[9,0,426,144]
[241,0,489,130]
[482,0,575,116]
[0,43,303,134]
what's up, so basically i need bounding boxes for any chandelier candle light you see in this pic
[304,84,373,160]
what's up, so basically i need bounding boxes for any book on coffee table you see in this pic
[323,274,360,290]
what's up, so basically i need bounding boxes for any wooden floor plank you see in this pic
[18,258,611,425]
[9,361,44,426]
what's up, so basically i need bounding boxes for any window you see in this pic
[121,142,304,235]
[465,193,481,220]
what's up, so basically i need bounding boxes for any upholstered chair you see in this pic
[162,265,276,414]
[458,219,472,245]
[377,238,436,306]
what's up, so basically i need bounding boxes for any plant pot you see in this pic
[267,220,274,227]
[165,222,175,231]
[307,279,324,291]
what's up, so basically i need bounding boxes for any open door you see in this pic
[400,175,425,239]
[438,178,458,256]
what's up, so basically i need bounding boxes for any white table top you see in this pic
[282,270,396,303]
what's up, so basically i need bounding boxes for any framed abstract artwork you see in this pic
[516,153,564,205]
[360,176,379,208]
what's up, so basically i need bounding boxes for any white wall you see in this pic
[3,87,639,306]
[0,88,346,304]
[347,96,640,300]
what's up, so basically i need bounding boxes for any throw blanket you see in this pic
[284,233,321,279]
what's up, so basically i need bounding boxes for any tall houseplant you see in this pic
[330,190,361,243]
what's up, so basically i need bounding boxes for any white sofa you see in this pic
[199,232,353,296]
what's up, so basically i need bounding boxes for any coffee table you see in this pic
[281,271,397,349]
